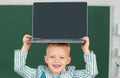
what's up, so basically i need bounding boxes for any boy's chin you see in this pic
[51,69,63,74]
[51,71,62,75]
[49,66,65,74]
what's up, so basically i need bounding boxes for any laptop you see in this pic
[30,2,88,43]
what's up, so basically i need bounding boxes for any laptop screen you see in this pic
[33,2,87,39]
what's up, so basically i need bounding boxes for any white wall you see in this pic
[0,0,120,78]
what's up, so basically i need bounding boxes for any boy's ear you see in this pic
[44,56,48,64]
[67,57,71,64]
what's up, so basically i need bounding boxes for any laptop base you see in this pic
[29,39,85,43]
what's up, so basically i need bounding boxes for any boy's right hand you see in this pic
[21,34,32,52]
[81,36,90,54]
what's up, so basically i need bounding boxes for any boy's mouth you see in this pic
[53,64,62,68]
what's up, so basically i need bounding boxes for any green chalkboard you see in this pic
[0,5,110,78]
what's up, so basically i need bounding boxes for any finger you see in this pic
[25,34,32,38]
[23,34,32,43]
[81,37,87,43]
[82,36,88,40]
[82,37,90,45]
[23,35,32,40]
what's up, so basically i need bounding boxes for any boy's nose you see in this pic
[54,58,60,62]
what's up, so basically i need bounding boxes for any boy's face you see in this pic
[44,45,71,75]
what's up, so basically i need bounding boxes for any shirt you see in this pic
[14,50,98,78]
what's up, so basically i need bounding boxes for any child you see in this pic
[14,34,98,78]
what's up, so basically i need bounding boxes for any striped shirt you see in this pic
[14,50,98,78]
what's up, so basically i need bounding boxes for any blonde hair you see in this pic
[47,43,70,47]
[46,43,70,54]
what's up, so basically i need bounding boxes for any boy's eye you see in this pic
[60,57,65,59]
[50,56,55,58]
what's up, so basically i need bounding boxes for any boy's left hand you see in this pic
[81,36,90,54]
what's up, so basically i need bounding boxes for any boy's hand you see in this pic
[81,36,90,54]
[21,34,32,52]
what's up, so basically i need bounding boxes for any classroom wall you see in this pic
[0,0,120,78]
[0,5,110,78]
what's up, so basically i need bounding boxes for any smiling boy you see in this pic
[45,43,71,76]
[14,34,98,78]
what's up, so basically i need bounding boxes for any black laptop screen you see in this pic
[33,2,87,39]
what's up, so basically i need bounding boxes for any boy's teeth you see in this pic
[53,64,61,67]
